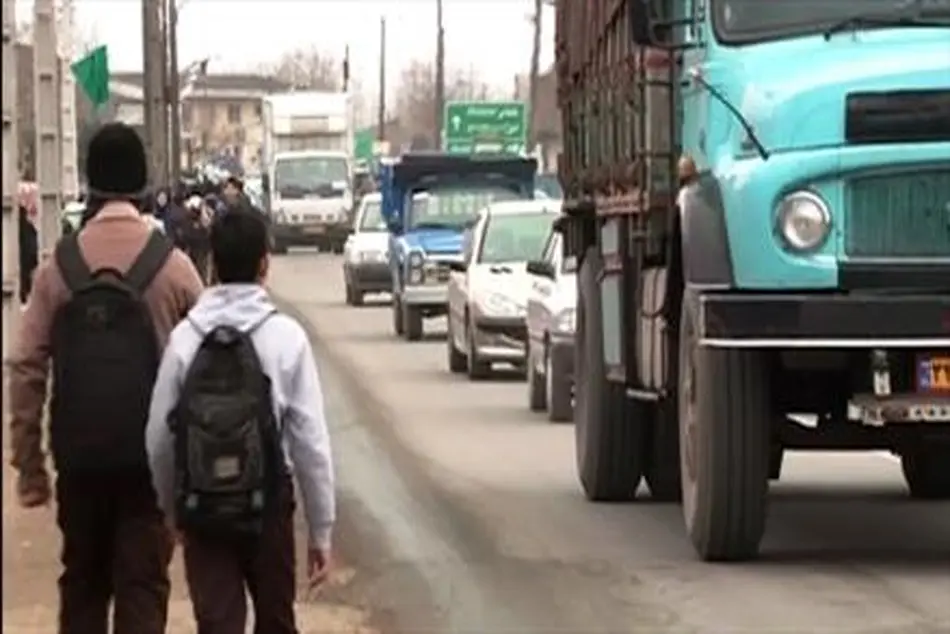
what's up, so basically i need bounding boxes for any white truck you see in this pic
[261,91,354,254]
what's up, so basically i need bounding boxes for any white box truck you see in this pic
[261,91,354,253]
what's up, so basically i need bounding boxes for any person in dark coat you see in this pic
[17,184,39,305]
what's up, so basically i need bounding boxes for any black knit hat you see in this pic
[85,123,148,197]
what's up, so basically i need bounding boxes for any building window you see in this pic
[227,103,241,124]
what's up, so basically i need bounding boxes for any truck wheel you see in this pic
[643,398,681,501]
[546,343,573,423]
[466,316,491,380]
[344,282,355,306]
[901,444,950,499]
[404,303,423,341]
[272,240,288,255]
[446,316,467,373]
[527,346,546,412]
[351,287,364,307]
[575,248,647,501]
[392,295,405,336]
[332,241,345,255]
[678,295,771,561]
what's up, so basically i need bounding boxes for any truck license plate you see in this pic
[917,355,950,393]
[304,225,325,235]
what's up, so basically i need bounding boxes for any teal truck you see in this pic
[555,0,950,561]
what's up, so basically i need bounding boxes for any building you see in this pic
[105,72,290,172]
[515,66,561,172]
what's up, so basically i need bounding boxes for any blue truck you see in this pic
[556,0,950,561]
[380,152,538,341]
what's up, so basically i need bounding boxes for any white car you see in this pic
[525,228,576,422]
[342,193,391,305]
[446,200,561,380]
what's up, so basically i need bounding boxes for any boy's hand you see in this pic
[307,545,332,591]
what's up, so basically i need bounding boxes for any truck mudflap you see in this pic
[696,292,950,348]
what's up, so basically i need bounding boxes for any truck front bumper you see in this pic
[697,292,950,348]
[402,284,448,307]
[273,222,351,247]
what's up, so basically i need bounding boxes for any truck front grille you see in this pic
[845,169,950,258]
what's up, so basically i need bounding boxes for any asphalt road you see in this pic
[271,251,950,634]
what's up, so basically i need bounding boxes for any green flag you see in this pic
[71,45,110,108]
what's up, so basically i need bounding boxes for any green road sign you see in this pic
[444,101,526,154]
[354,128,376,162]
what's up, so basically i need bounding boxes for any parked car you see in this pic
[342,193,391,305]
[446,199,560,380]
[525,228,576,422]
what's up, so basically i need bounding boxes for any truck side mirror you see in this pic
[629,0,658,45]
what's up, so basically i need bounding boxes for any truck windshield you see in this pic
[712,0,950,44]
[358,200,386,231]
[274,156,349,197]
[408,185,521,231]
[477,212,554,264]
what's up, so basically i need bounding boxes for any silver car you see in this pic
[525,229,576,422]
[446,200,560,380]
[342,193,391,305]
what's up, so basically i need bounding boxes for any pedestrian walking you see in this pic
[145,207,335,634]
[8,122,205,634]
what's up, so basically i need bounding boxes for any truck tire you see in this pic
[344,282,355,306]
[351,287,364,307]
[901,444,950,499]
[466,315,491,380]
[527,348,546,411]
[446,315,467,373]
[272,240,288,255]
[643,398,681,501]
[392,294,405,336]
[575,247,647,501]
[332,241,345,255]
[547,343,573,423]
[678,295,771,561]
[404,303,423,341]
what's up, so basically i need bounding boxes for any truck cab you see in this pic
[380,152,538,341]
[556,0,949,561]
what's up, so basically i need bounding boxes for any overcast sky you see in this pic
[56,0,556,90]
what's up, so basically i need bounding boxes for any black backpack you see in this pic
[50,231,173,473]
[171,316,282,536]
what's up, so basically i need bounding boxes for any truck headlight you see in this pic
[776,191,831,252]
[553,307,575,333]
[406,250,425,284]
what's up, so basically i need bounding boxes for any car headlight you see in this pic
[553,307,575,333]
[481,293,522,317]
[776,191,831,252]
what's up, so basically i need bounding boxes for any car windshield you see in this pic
[408,185,521,231]
[535,173,562,199]
[712,0,950,43]
[274,156,349,197]
[478,212,554,264]
[358,200,386,231]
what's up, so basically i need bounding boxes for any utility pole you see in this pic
[377,16,386,142]
[143,0,168,188]
[33,0,62,258]
[168,0,181,184]
[58,0,79,201]
[2,0,20,361]
[434,0,445,149]
[527,0,543,154]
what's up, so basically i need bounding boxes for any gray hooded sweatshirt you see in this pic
[145,284,335,548]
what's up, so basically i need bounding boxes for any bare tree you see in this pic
[527,0,543,149]
[262,47,342,90]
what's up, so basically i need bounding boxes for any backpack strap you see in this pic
[55,233,93,293]
[124,231,174,293]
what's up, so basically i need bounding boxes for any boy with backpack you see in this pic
[145,207,335,633]
[8,123,205,633]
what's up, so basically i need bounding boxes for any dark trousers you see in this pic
[55,468,173,634]
[183,479,298,634]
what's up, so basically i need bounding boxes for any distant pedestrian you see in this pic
[146,207,335,634]
[17,181,39,305]
[8,122,205,634]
